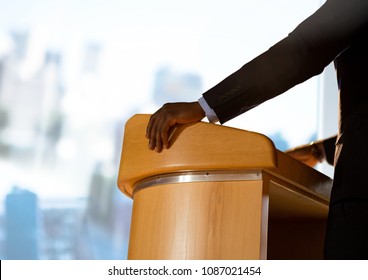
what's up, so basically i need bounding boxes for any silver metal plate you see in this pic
[133,170,262,195]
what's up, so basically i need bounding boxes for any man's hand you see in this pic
[146,102,205,152]
[285,141,325,167]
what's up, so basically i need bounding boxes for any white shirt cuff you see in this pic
[198,97,219,123]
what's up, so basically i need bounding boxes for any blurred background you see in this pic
[0,0,335,259]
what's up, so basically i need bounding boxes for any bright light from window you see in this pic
[0,0,324,260]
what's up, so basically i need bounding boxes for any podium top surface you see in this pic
[118,114,332,201]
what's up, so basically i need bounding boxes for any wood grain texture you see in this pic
[118,114,333,259]
[118,115,332,201]
[128,181,266,260]
[118,114,277,197]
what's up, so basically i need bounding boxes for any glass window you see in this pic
[0,0,325,259]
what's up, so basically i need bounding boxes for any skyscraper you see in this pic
[5,187,39,259]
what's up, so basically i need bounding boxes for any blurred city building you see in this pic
[0,29,131,260]
[152,66,202,105]
[0,29,312,260]
[0,0,325,260]
[39,197,86,260]
[0,30,64,164]
[5,187,39,259]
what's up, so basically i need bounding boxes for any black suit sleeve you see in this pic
[202,0,368,124]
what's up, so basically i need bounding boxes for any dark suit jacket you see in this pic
[202,0,368,203]
[323,136,337,166]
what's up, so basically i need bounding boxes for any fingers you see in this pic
[146,102,205,152]
[146,107,174,152]
[155,120,170,152]
[146,110,159,139]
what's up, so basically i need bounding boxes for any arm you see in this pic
[285,135,337,167]
[203,0,368,123]
[146,0,368,151]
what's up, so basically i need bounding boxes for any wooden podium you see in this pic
[118,114,332,260]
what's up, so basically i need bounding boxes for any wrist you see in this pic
[193,101,206,119]
[197,97,219,123]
